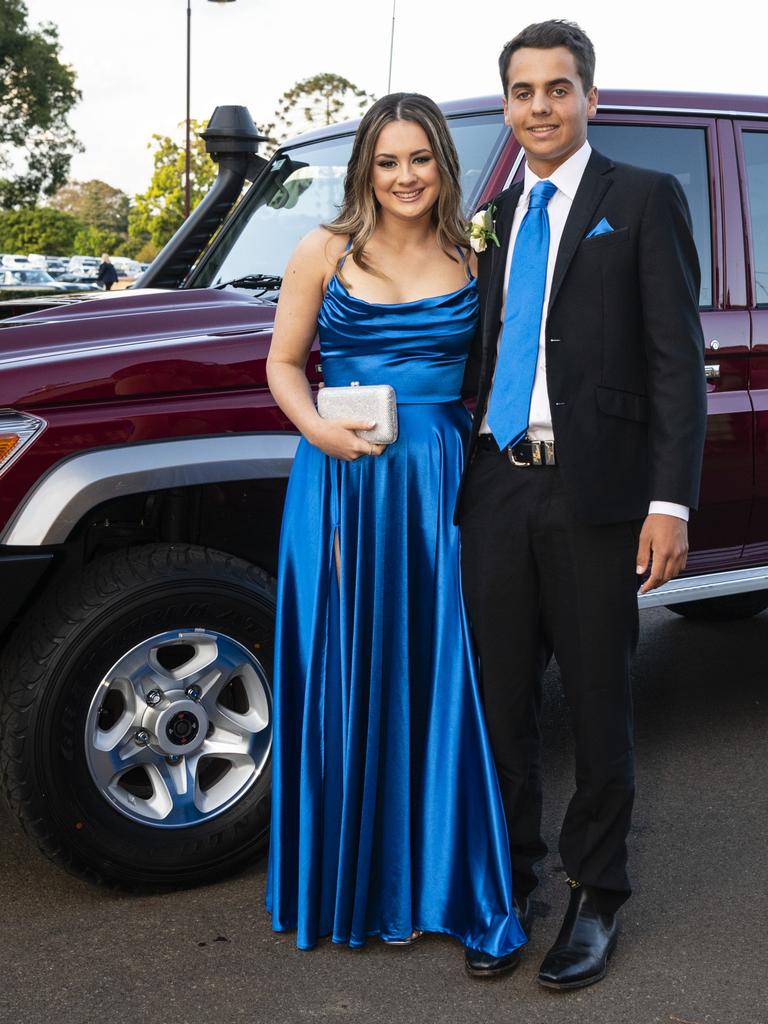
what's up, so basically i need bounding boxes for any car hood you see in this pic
[0,288,112,318]
[0,287,278,408]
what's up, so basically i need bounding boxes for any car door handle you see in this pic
[705,364,720,380]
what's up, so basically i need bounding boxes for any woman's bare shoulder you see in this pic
[291,227,348,272]
[281,229,348,298]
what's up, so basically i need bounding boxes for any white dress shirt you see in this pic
[479,141,688,522]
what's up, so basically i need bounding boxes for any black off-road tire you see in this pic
[0,543,275,889]
[667,591,768,622]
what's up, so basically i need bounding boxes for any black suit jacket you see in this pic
[456,148,707,525]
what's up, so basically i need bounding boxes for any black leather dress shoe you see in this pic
[537,884,618,990]
[464,894,531,978]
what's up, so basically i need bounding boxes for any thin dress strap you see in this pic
[456,244,475,281]
[338,237,353,270]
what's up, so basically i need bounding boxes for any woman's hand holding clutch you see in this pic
[306,418,386,461]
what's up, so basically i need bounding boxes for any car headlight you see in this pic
[0,410,46,474]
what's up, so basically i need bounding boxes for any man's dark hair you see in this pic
[498,20,596,94]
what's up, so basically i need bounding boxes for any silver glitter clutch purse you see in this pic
[317,381,398,444]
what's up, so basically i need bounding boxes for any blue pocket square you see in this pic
[585,217,615,239]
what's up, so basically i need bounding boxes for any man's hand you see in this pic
[636,513,689,594]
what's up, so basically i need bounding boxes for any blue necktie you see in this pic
[487,179,558,450]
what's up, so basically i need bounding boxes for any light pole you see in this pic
[387,0,397,93]
[185,0,237,220]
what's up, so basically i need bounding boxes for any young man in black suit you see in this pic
[458,20,707,989]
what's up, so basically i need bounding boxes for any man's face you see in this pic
[502,46,598,177]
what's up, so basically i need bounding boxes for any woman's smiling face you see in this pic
[370,120,441,222]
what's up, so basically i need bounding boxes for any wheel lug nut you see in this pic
[145,689,163,707]
[135,729,150,745]
[166,754,182,765]
[185,685,202,702]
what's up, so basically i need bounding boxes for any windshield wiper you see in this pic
[216,274,282,291]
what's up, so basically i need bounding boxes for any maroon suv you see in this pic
[0,91,766,887]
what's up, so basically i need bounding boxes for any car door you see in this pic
[736,120,768,564]
[586,113,752,573]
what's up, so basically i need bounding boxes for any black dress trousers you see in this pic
[459,443,641,912]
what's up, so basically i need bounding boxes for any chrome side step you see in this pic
[639,565,768,608]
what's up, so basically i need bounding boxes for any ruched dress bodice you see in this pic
[318,273,478,403]
[267,266,525,958]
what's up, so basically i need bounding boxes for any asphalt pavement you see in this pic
[1,606,766,1024]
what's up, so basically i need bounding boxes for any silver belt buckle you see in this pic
[508,443,532,467]
[507,440,555,467]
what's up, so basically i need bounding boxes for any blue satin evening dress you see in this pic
[266,255,526,957]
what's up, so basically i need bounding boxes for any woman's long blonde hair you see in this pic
[324,93,469,284]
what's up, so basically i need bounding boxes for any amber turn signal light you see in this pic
[0,436,20,461]
[0,410,46,473]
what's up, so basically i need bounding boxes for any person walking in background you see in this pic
[96,253,118,290]
[265,92,526,965]
[457,20,707,989]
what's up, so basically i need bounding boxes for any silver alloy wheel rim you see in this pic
[84,629,272,828]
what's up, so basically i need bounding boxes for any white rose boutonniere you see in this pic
[468,203,500,254]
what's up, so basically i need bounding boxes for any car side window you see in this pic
[449,113,508,214]
[587,124,713,307]
[742,131,768,307]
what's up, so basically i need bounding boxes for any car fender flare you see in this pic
[1,433,299,546]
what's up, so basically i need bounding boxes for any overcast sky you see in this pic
[22,0,767,197]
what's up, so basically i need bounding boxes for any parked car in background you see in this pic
[0,268,98,293]
[111,256,142,279]
[0,268,61,293]
[44,257,70,279]
[0,91,767,890]
[1,254,34,270]
[67,255,101,279]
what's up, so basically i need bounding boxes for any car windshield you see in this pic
[191,111,507,290]
[9,269,51,284]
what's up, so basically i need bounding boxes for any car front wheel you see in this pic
[0,544,274,888]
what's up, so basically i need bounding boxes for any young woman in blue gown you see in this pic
[265,93,526,966]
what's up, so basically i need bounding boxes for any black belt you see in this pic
[476,432,557,466]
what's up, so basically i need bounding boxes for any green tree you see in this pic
[0,0,81,208]
[265,74,375,152]
[0,207,81,254]
[50,179,130,235]
[114,233,157,262]
[128,120,216,252]
[71,225,123,257]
